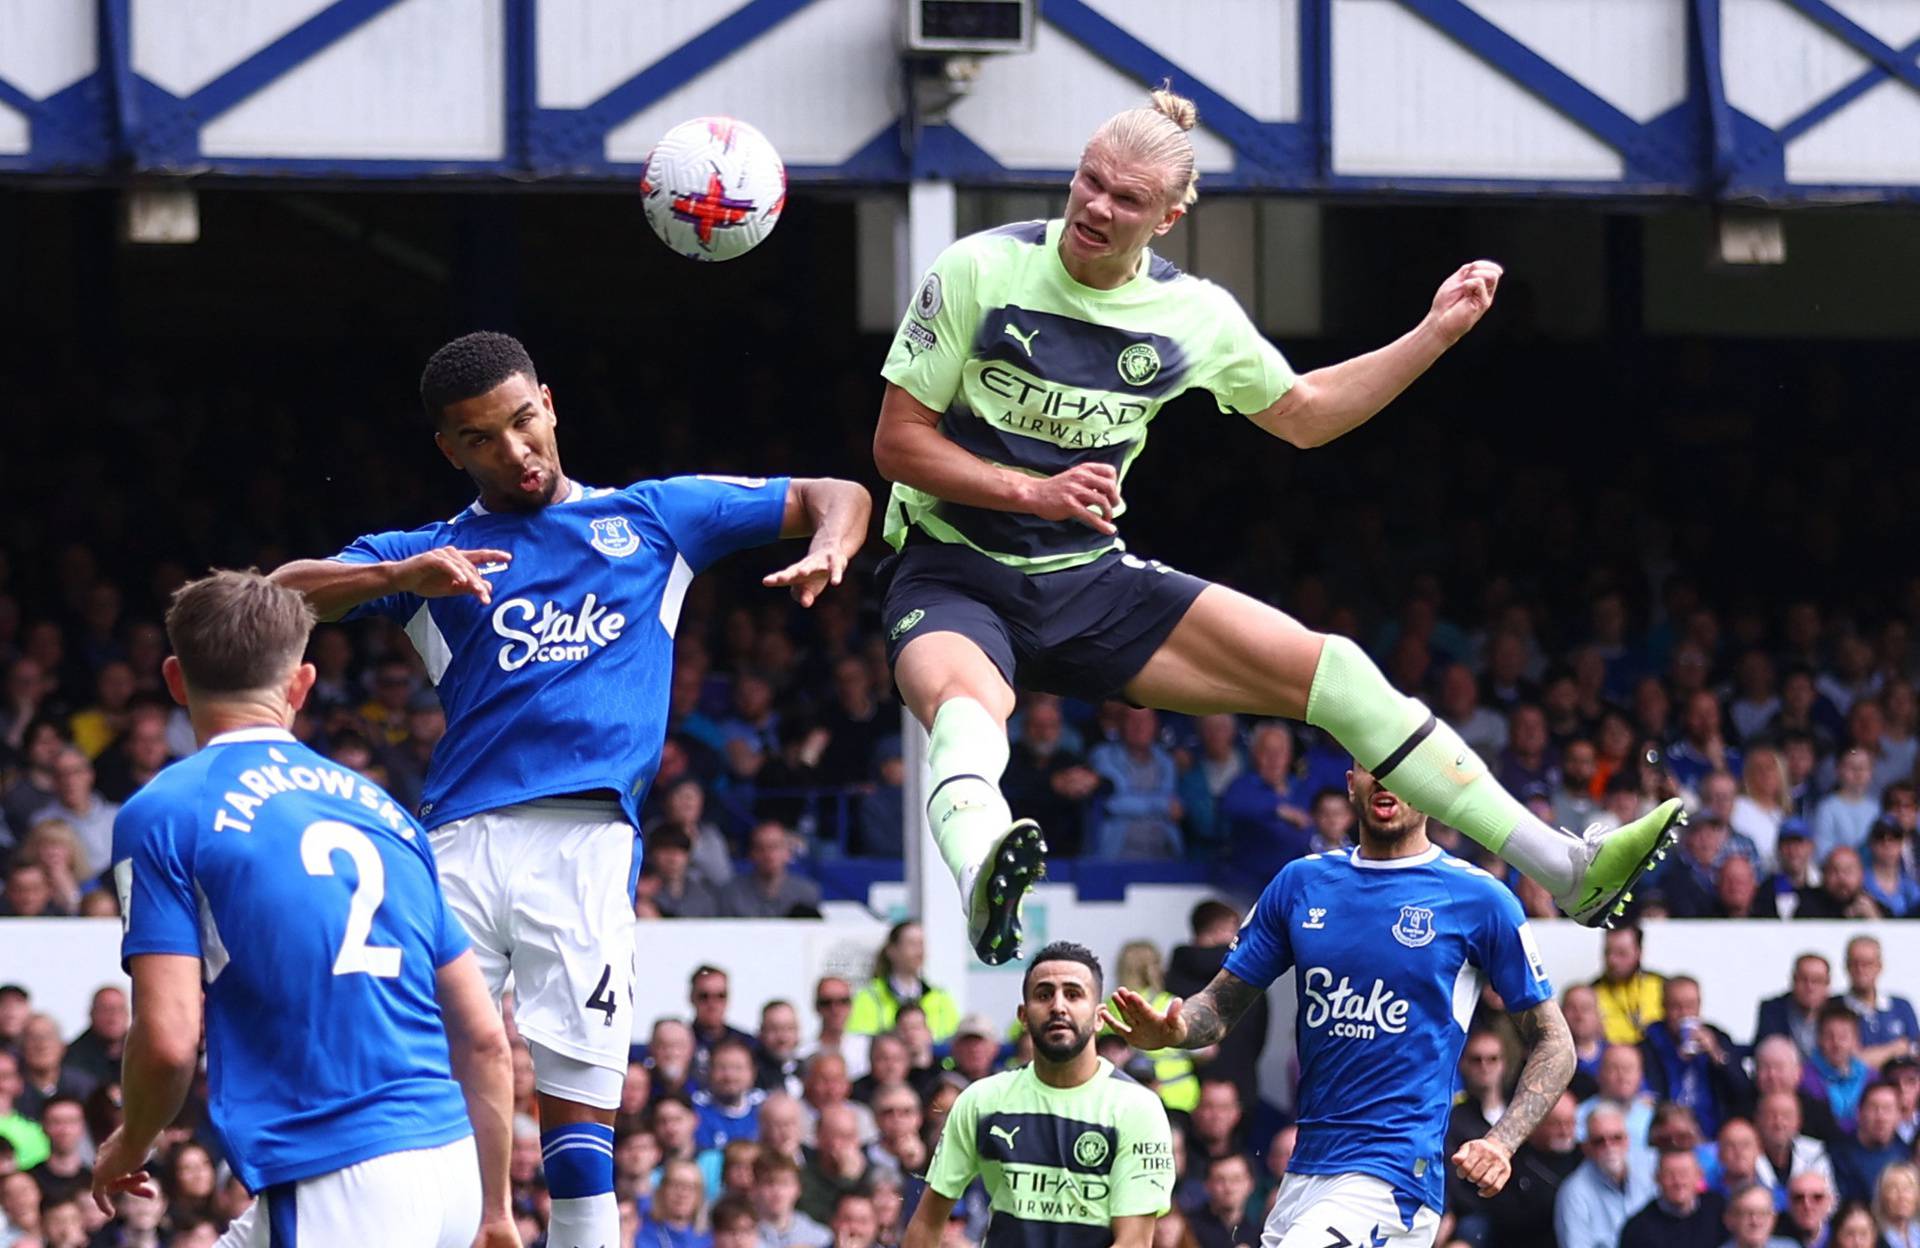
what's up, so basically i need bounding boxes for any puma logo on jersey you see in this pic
[989,1124,1022,1149]
[492,594,627,671]
[1003,323,1039,357]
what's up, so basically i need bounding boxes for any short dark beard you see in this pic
[1032,1021,1094,1064]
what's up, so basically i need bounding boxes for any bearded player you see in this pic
[1105,765,1576,1247]
[271,332,871,1248]
[873,88,1680,963]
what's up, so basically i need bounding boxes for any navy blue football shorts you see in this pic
[878,534,1210,703]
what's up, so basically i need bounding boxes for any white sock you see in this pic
[547,1194,620,1248]
[925,697,1013,907]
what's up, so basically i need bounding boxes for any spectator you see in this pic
[751,1151,830,1248]
[646,779,736,892]
[1439,662,1509,756]
[1780,734,1823,820]
[27,748,117,874]
[1088,706,1183,860]
[0,1051,48,1172]
[690,967,757,1079]
[695,1038,768,1151]
[0,863,58,918]
[721,822,821,919]
[1305,787,1354,854]
[1483,1090,1581,1248]
[848,922,958,1043]
[66,660,135,760]
[830,1191,879,1248]
[616,1127,662,1207]
[1714,1117,1763,1199]
[1861,821,1920,917]
[1713,855,1768,919]
[1794,848,1884,920]
[1764,823,1819,919]
[712,1194,761,1248]
[797,1103,873,1224]
[640,1157,713,1248]
[864,1082,925,1177]
[648,1018,697,1101]
[1165,902,1268,1108]
[1758,956,1834,1062]
[0,1169,40,1244]
[1812,751,1880,860]
[1189,1154,1258,1248]
[756,1001,805,1099]
[1554,738,1604,831]
[2,719,67,839]
[1110,939,1198,1113]
[1831,1083,1906,1205]
[1188,1078,1246,1169]
[92,705,175,804]
[868,1173,905,1248]
[1887,1057,1920,1147]
[804,978,868,1081]
[1755,1092,1836,1206]
[25,1096,89,1206]
[1661,817,1750,918]
[1217,724,1313,883]
[1580,1043,1657,1159]
[1447,1029,1510,1236]
[1556,1103,1657,1248]
[13,822,87,914]
[1619,1148,1725,1248]
[1734,747,1791,871]
[1803,1004,1873,1136]
[816,657,886,789]
[1720,1181,1798,1248]
[1496,703,1559,795]
[357,657,418,748]
[942,1015,999,1087]
[1772,669,1842,759]
[849,1034,912,1106]
[1002,694,1102,858]
[644,826,724,919]
[1754,1036,1842,1144]
[1876,1162,1920,1248]
[1836,935,1920,1069]
[1595,926,1666,1046]
[854,735,906,858]
[14,1016,91,1122]
[1819,700,1904,797]
[652,1094,725,1197]
[753,717,830,831]
[1731,651,1783,745]
[1826,1200,1877,1248]
[757,1095,806,1167]
[1176,713,1247,854]
[0,985,28,1058]
[800,1054,875,1147]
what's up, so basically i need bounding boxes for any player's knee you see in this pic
[528,1042,623,1112]
[933,682,1014,724]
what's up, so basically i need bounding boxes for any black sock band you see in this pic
[1373,713,1437,782]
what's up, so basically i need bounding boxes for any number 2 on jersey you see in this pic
[300,821,403,978]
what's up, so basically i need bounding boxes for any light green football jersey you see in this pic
[927,1058,1174,1248]
[880,218,1296,573]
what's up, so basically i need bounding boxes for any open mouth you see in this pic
[1370,792,1401,821]
[518,467,545,493]
[1071,221,1107,247]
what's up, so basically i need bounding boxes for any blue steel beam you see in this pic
[1784,0,1920,99]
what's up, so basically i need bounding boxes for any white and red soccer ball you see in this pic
[640,116,786,262]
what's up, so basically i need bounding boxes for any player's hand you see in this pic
[763,547,846,607]
[1451,1137,1513,1198]
[1100,986,1188,1050]
[1021,464,1122,534]
[91,1126,158,1216]
[1427,260,1502,345]
[473,1211,524,1248]
[394,547,513,605]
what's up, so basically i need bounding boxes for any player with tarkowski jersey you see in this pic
[268,332,871,1248]
[872,86,1681,963]
[95,571,518,1248]
[1105,762,1577,1248]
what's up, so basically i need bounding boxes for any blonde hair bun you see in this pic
[1149,87,1198,132]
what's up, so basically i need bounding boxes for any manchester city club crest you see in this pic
[1072,1130,1110,1168]
[589,516,640,558]
[1117,342,1161,386]
[1392,905,1436,948]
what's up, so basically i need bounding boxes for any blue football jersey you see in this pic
[1223,845,1553,1220]
[334,475,789,830]
[111,728,473,1192]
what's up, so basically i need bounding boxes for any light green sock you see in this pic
[926,697,1014,892]
[1306,635,1578,892]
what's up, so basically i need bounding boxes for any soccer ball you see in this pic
[639,117,786,262]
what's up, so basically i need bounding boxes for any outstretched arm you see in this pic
[1104,969,1264,1051]
[762,477,873,607]
[1250,261,1502,450]
[270,548,513,622]
[1454,997,1574,1198]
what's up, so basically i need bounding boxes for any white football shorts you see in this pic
[430,798,638,1105]
[1263,1172,1440,1248]
[217,1135,479,1248]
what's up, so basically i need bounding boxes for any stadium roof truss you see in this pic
[0,0,1914,200]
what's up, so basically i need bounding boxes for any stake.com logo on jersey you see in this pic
[491,594,627,671]
[1300,966,1410,1040]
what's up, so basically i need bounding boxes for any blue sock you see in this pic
[543,1123,617,1248]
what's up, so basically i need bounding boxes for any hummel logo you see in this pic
[1003,323,1039,357]
[1302,907,1328,930]
[989,1124,1022,1149]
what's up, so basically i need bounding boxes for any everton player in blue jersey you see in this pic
[267,332,871,1248]
[1106,763,1575,1248]
[93,571,518,1247]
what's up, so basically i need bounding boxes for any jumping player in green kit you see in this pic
[872,87,1684,963]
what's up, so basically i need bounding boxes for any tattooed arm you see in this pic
[1105,970,1265,1051]
[1451,997,1574,1198]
